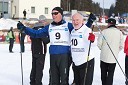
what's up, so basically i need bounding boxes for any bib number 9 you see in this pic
[55,32,61,39]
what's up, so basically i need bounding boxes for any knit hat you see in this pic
[107,18,116,25]
[52,7,63,15]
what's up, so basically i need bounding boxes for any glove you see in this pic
[86,13,96,28]
[17,21,26,30]
[88,13,96,22]
[88,33,95,42]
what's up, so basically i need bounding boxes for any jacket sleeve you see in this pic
[24,25,49,38]
[97,32,104,50]
[124,36,128,53]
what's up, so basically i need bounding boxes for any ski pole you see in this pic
[20,31,24,85]
[18,21,24,85]
[20,47,24,85]
[83,25,94,85]
[95,21,128,82]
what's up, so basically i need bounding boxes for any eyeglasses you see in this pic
[51,12,59,15]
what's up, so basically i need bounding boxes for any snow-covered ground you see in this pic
[0,18,127,85]
[0,18,128,30]
[0,36,126,85]
[0,18,18,30]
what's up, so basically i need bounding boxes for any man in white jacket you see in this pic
[97,18,124,85]
[71,13,96,85]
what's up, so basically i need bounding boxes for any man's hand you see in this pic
[88,33,95,43]
[17,21,26,30]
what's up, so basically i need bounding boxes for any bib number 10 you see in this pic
[71,39,78,46]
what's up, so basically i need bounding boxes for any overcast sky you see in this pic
[92,0,116,9]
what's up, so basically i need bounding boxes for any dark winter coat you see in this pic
[30,26,50,54]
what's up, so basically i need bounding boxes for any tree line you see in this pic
[113,0,128,16]
[61,0,102,16]
[61,0,128,17]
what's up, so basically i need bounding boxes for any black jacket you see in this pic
[30,26,50,54]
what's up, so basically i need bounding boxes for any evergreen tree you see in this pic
[61,0,101,15]
[115,0,128,15]
[109,4,115,17]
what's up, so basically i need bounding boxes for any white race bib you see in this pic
[49,22,70,46]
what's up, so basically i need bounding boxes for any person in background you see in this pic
[19,30,26,52]
[30,18,50,85]
[71,13,96,85]
[23,9,27,19]
[17,7,95,85]
[0,13,3,18]
[97,18,124,85]
[7,27,15,53]
[30,26,49,85]
[124,35,128,85]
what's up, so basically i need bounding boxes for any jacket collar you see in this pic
[51,20,66,26]
[108,25,117,28]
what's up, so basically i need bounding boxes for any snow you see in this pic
[0,18,18,30]
[0,18,127,85]
[0,36,126,85]
[0,18,128,30]
[93,22,128,27]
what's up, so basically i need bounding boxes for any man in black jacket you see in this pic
[30,26,50,85]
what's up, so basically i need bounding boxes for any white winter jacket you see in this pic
[97,26,124,63]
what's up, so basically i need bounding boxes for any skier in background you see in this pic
[7,27,15,53]
[97,18,124,85]
[30,19,50,85]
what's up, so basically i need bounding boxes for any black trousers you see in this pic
[50,54,70,85]
[125,55,128,85]
[20,39,25,52]
[19,34,25,52]
[49,54,72,85]
[72,58,94,85]
[100,61,116,85]
[9,38,14,52]
[30,54,45,85]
